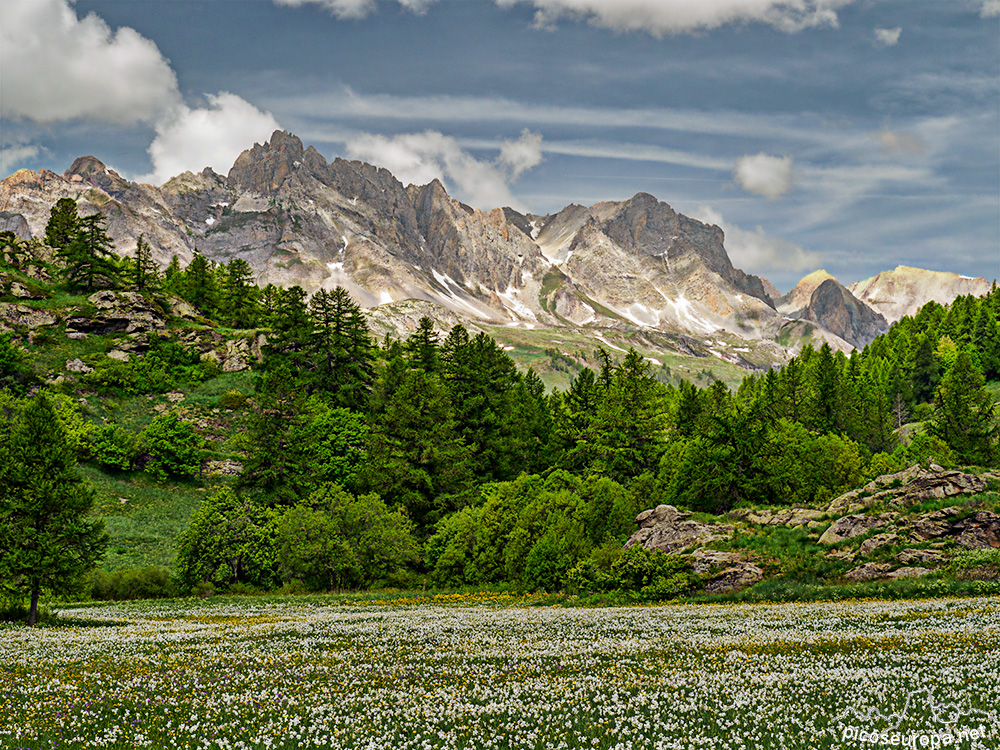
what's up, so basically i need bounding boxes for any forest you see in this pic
[1,200,998,615]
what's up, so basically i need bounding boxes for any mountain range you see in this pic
[1,130,993,378]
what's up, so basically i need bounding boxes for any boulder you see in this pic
[205,459,243,477]
[221,333,265,372]
[65,358,93,374]
[690,549,745,574]
[819,513,893,544]
[703,563,764,594]
[954,511,1000,550]
[895,548,945,566]
[626,505,733,555]
[844,562,893,582]
[907,507,961,540]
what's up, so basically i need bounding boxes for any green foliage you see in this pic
[0,391,108,624]
[949,548,1000,580]
[58,213,119,291]
[86,335,215,396]
[44,197,78,250]
[931,349,998,465]
[89,566,176,600]
[0,332,35,394]
[140,412,205,481]
[567,545,697,601]
[174,487,276,590]
[274,484,418,591]
[85,422,138,472]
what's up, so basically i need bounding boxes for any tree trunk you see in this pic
[28,585,40,627]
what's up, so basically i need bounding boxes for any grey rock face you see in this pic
[844,562,894,582]
[825,465,986,515]
[703,563,764,594]
[0,211,31,239]
[819,513,893,544]
[626,504,733,554]
[0,302,58,330]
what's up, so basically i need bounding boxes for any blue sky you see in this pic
[2,0,997,291]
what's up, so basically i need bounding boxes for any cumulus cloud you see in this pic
[0,0,179,123]
[495,0,855,35]
[875,129,924,156]
[274,0,436,19]
[498,129,544,179]
[1,145,41,176]
[874,27,901,46]
[982,1,1000,18]
[343,129,543,210]
[694,206,820,274]
[733,153,793,199]
[140,93,282,185]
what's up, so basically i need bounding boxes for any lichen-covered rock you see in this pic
[703,563,764,594]
[65,291,166,335]
[858,532,898,556]
[819,513,894,544]
[844,562,893,582]
[626,504,733,555]
[895,548,945,566]
[826,465,986,516]
[0,302,57,330]
[205,459,243,477]
[954,511,1000,550]
[65,358,93,373]
[731,507,825,527]
[689,549,745,574]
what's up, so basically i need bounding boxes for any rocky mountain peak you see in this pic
[778,269,837,315]
[803,277,888,349]
[849,265,994,323]
[227,130,305,194]
[64,156,109,181]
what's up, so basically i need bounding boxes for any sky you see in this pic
[1,0,998,292]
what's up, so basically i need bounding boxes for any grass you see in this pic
[80,464,216,570]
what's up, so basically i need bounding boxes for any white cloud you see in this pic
[273,0,436,19]
[874,27,901,46]
[733,153,793,199]
[982,1,1000,18]
[0,0,179,123]
[140,93,282,185]
[693,206,820,274]
[0,145,41,176]
[343,130,543,210]
[496,0,855,35]
[498,129,544,178]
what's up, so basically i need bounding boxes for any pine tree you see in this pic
[405,317,440,373]
[59,213,119,291]
[128,234,160,293]
[181,251,219,316]
[44,198,79,250]
[930,350,997,465]
[0,393,107,625]
[308,286,375,409]
[221,258,259,328]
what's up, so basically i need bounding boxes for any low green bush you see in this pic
[89,566,177,600]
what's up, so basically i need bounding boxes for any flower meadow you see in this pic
[2,596,998,750]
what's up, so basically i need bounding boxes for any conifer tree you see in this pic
[0,393,107,625]
[59,213,118,291]
[44,198,79,249]
[181,250,219,316]
[221,258,258,328]
[930,350,997,465]
[128,234,160,293]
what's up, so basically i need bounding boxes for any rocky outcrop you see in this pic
[0,302,57,330]
[703,563,764,594]
[819,513,894,544]
[731,507,825,527]
[844,562,894,582]
[65,291,166,336]
[625,504,733,554]
[825,464,987,516]
[901,509,1000,550]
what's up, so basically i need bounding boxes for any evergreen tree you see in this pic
[127,234,160,293]
[44,197,79,249]
[221,258,258,328]
[59,213,118,291]
[364,368,474,531]
[308,286,375,409]
[930,350,997,465]
[0,393,107,625]
[405,317,440,373]
[162,254,183,296]
[181,250,219,316]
